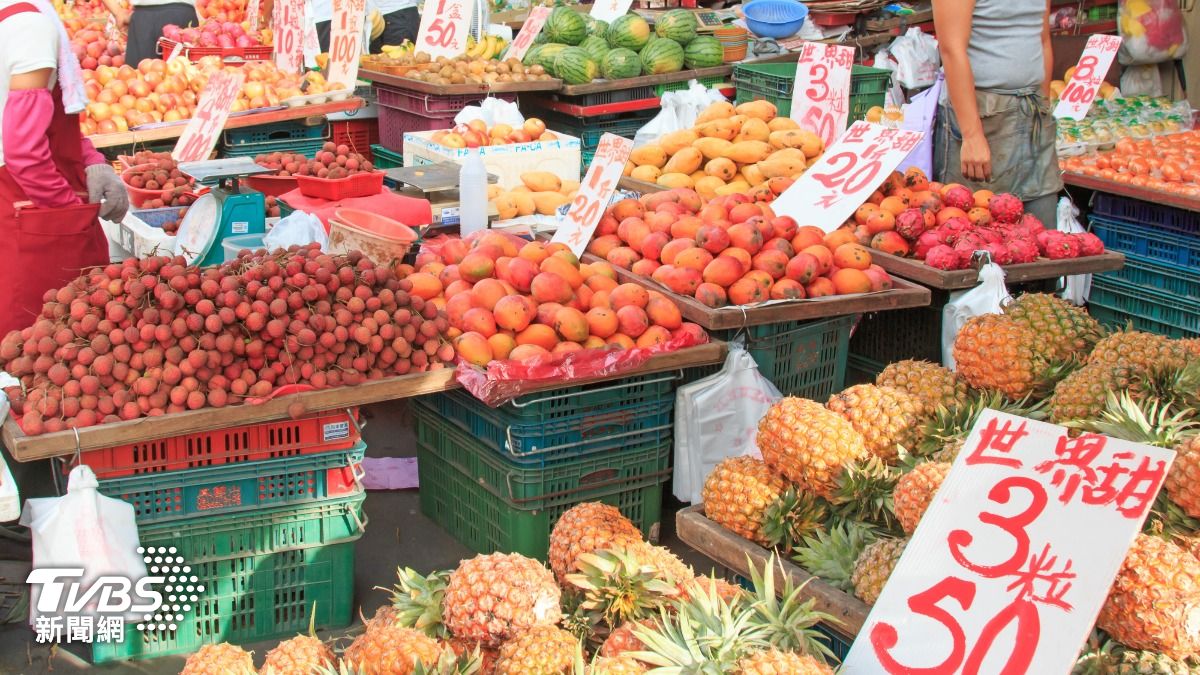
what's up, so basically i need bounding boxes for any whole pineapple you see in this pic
[343,624,443,674]
[629,541,694,585]
[181,643,255,675]
[1051,362,1142,423]
[493,625,579,675]
[1097,534,1200,660]
[851,537,909,605]
[600,619,653,658]
[757,397,867,497]
[1002,293,1102,363]
[442,553,562,648]
[876,359,970,416]
[1181,338,1200,359]
[792,521,879,593]
[1072,641,1196,674]
[549,503,644,585]
[702,456,788,547]
[1088,331,1192,370]
[735,649,834,675]
[893,462,951,535]
[589,656,647,674]
[952,314,1045,399]
[1165,436,1200,520]
[826,384,923,462]
[260,634,335,675]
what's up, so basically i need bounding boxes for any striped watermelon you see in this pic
[655,9,698,45]
[535,43,569,75]
[584,15,609,37]
[600,48,642,80]
[545,6,588,46]
[579,35,610,63]
[639,38,685,75]
[683,35,724,69]
[523,44,544,66]
[607,14,651,51]
[554,47,598,85]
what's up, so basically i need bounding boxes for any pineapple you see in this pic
[1051,362,1143,423]
[628,541,693,585]
[493,625,579,675]
[384,567,450,638]
[1167,437,1200,520]
[1175,534,1200,561]
[744,554,837,662]
[893,462,951,535]
[1097,534,1200,659]
[930,437,966,464]
[676,576,747,604]
[1088,330,1191,370]
[549,503,644,585]
[1071,638,1196,674]
[1180,338,1200,359]
[826,384,923,462]
[702,456,827,550]
[442,553,562,647]
[757,397,867,497]
[876,359,969,417]
[445,639,496,675]
[826,456,900,533]
[342,624,443,674]
[851,536,908,605]
[181,643,255,675]
[599,619,653,658]
[791,521,878,593]
[629,584,770,673]
[917,389,1047,458]
[588,656,647,674]
[1002,293,1102,363]
[952,313,1045,399]
[260,634,334,675]
[564,547,676,635]
[735,649,835,675]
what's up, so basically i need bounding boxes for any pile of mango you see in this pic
[489,171,582,220]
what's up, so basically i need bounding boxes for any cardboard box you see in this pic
[401,131,582,190]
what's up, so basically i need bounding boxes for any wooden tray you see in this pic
[618,175,664,194]
[870,250,1126,290]
[359,69,563,94]
[557,65,733,95]
[582,253,931,330]
[1062,171,1200,214]
[3,342,725,462]
[676,504,868,639]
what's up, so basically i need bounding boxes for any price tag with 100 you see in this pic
[1054,34,1122,121]
[416,0,473,60]
[507,6,551,62]
[552,133,634,257]
[327,0,367,87]
[172,70,245,162]
[789,42,854,149]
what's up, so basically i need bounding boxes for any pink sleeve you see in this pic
[3,88,81,208]
[80,136,106,168]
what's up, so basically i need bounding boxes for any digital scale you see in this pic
[633,8,736,31]
[174,158,273,266]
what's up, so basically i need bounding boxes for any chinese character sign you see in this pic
[790,42,854,148]
[771,122,923,233]
[1054,34,1122,120]
[172,70,245,162]
[590,0,634,24]
[552,133,633,257]
[508,6,551,62]
[841,410,1174,675]
[327,0,367,87]
[415,0,473,60]
[247,0,261,31]
[273,0,305,73]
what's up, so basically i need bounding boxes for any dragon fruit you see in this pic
[1007,238,1040,263]
[925,245,963,270]
[940,217,972,244]
[895,208,928,241]
[1075,232,1105,256]
[915,230,945,259]
[1036,229,1057,256]
[1017,213,1044,234]
[954,240,984,267]
[977,228,1005,245]
[1042,231,1082,259]
[942,185,975,211]
[987,193,1024,224]
[984,242,1013,265]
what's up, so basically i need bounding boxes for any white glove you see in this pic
[85,163,129,222]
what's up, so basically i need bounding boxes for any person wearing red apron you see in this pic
[0,0,128,336]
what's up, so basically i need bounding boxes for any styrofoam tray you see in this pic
[116,211,177,258]
[283,88,355,107]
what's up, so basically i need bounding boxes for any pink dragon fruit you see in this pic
[1036,229,1057,256]
[984,242,1013,265]
[1075,232,1105,256]
[925,245,963,270]
[940,217,972,244]
[977,228,1005,245]
[1042,231,1082,259]
[895,208,928,241]
[943,185,975,211]
[1007,238,1040,263]
[1017,213,1044,235]
[988,193,1024,224]
[957,231,990,250]
[914,230,945,259]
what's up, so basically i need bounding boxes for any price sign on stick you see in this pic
[327,0,367,87]
[553,133,634,257]
[1054,34,1122,120]
[273,0,304,72]
[842,410,1174,675]
[772,122,923,233]
[415,0,473,60]
[790,42,854,149]
[508,6,551,62]
[247,0,261,32]
[590,0,634,24]
[172,70,245,162]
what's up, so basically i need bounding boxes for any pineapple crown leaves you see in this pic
[1130,359,1200,411]
[378,567,450,639]
[412,646,483,675]
[1143,490,1200,541]
[628,586,770,675]
[313,662,371,675]
[744,554,838,664]
[918,391,1048,456]
[1067,391,1200,448]
[828,457,900,533]
[760,487,831,555]
[564,548,678,632]
[791,520,879,594]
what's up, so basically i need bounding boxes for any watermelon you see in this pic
[583,15,609,37]
[600,48,642,80]
[535,43,569,75]
[639,38,685,75]
[683,35,724,69]
[579,35,610,63]
[523,44,545,66]
[554,47,598,85]
[607,14,651,51]
[655,9,698,45]
[545,6,588,46]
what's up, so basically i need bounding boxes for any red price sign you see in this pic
[247,0,261,32]
[841,410,1173,674]
[1054,34,1122,121]
[172,70,246,162]
[552,133,633,257]
[272,0,304,73]
[772,122,923,233]
[415,0,472,60]
[508,6,551,62]
[327,0,366,87]
[789,42,854,149]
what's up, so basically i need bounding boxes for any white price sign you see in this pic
[590,0,634,24]
[172,70,245,162]
[273,0,304,73]
[771,122,923,233]
[415,0,473,60]
[552,133,633,257]
[1054,34,1122,120]
[507,6,551,62]
[327,0,367,87]
[247,0,261,31]
[842,410,1173,675]
[789,42,854,149]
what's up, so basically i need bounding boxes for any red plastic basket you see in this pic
[330,119,380,159]
[67,408,362,479]
[121,164,198,207]
[245,174,300,196]
[157,37,273,63]
[294,171,386,200]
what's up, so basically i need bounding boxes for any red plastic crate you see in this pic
[157,38,273,63]
[374,85,516,117]
[330,119,380,160]
[68,408,362,479]
[294,170,386,199]
[378,105,456,152]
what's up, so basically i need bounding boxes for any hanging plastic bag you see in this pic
[20,466,149,623]
[454,98,525,128]
[673,340,781,504]
[633,81,725,147]
[1058,197,1092,306]
[264,210,329,250]
[896,72,942,177]
[1118,0,1188,66]
[889,27,940,89]
[942,262,1010,369]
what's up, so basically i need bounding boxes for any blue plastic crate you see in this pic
[223,120,328,146]
[1089,215,1200,269]
[541,110,657,148]
[221,138,327,159]
[1091,191,1199,235]
[1101,256,1200,299]
[1088,277,1200,337]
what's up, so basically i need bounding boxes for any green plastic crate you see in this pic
[655,76,725,96]
[732,63,891,120]
[414,410,667,558]
[846,353,886,386]
[371,143,403,168]
[848,305,944,367]
[1088,277,1200,338]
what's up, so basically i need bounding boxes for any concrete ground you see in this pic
[0,399,715,675]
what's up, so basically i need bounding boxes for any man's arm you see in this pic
[932,0,991,182]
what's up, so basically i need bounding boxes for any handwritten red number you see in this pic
[425,18,457,48]
[961,596,1040,675]
[801,107,837,147]
[948,476,1047,579]
[805,63,829,102]
[1073,55,1099,81]
[870,576,976,674]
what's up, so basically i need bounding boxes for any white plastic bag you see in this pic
[264,211,329,250]
[896,72,942,177]
[942,262,1010,369]
[673,340,781,504]
[890,27,940,89]
[454,97,525,128]
[21,466,149,622]
[1058,196,1092,306]
[634,81,726,147]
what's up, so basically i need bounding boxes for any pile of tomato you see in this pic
[1059,130,1200,197]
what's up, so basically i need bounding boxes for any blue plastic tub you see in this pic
[743,0,809,38]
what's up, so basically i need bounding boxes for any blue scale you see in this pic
[173,158,274,267]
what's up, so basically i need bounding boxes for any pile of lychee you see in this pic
[123,154,198,209]
[254,142,375,180]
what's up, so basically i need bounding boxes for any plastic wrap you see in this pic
[1118,0,1188,65]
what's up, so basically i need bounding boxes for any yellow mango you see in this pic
[696,119,737,141]
[728,114,748,135]
[630,145,668,168]
[521,171,562,192]
[532,191,571,215]
[561,179,580,193]
[511,185,531,193]
[690,169,709,183]
[511,191,536,217]
[721,141,773,164]
[694,176,726,200]
[705,157,737,182]
[767,148,806,163]
[630,165,662,183]
[662,147,704,175]
[624,161,635,177]
[747,183,774,201]
[660,129,700,155]
[758,156,807,179]
[737,118,771,143]
[715,180,751,196]
[768,117,801,132]
[696,101,736,125]
[693,137,734,161]
[487,185,503,200]
[741,163,766,187]
[657,172,695,189]
[734,99,778,121]
[494,193,519,220]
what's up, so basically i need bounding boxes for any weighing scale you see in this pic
[693,9,739,31]
[384,162,500,229]
[174,158,273,266]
